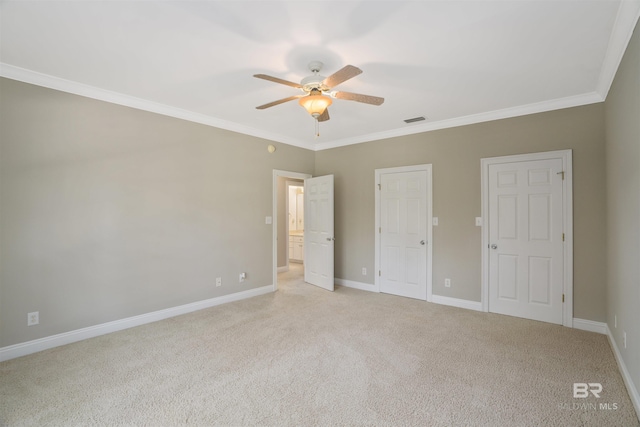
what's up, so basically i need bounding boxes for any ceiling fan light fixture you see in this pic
[254,62,383,127]
[299,90,332,118]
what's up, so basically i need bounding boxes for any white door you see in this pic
[304,175,334,291]
[379,170,428,300]
[488,158,564,324]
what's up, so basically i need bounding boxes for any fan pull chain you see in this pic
[315,118,320,137]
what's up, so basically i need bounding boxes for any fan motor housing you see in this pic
[301,75,329,93]
[301,61,329,93]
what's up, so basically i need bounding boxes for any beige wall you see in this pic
[605,20,640,402]
[0,74,615,348]
[0,78,315,347]
[315,103,606,321]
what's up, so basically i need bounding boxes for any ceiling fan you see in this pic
[254,61,384,124]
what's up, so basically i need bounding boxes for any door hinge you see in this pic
[562,233,565,242]
[557,171,565,180]
[562,294,565,303]
[379,270,381,276]
[379,227,381,233]
[378,183,381,190]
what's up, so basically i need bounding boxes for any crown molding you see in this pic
[0,63,606,153]
[0,63,313,151]
[1,2,636,153]
[595,0,640,99]
[313,91,604,151]
[4,0,638,157]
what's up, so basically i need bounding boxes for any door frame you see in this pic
[272,170,312,291]
[374,164,433,301]
[480,150,573,327]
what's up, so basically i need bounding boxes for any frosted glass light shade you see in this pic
[299,93,332,118]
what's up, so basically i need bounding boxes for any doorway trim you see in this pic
[374,164,433,301]
[480,150,573,327]
[272,170,312,291]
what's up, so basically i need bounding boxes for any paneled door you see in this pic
[488,158,564,324]
[304,175,334,291]
[379,170,428,300]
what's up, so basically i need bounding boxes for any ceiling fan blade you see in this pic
[317,108,330,122]
[256,95,303,110]
[333,91,384,106]
[322,65,362,88]
[254,74,302,89]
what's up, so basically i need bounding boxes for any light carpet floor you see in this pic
[1,263,638,426]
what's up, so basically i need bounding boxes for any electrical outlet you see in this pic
[445,278,451,288]
[216,277,222,287]
[27,311,39,326]
[623,332,627,349]
[432,217,439,226]
[239,272,246,283]
[475,217,482,226]
[362,267,367,276]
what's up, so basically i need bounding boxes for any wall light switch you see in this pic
[265,216,272,225]
[432,217,438,226]
[475,217,482,226]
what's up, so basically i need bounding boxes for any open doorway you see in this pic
[286,181,305,260]
[284,181,304,280]
[272,170,311,290]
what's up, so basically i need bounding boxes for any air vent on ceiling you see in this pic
[404,116,426,124]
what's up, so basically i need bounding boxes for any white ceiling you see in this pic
[1,1,639,150]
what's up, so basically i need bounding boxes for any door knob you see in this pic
[420,240,426,245]
[491,244,498,249]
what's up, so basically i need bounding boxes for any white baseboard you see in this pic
[336,282,484,313]
[606,325,640,420]
[277,266,288,273]
[0,284,275,362]
[430,295,483,311]
[572,318,607,334]
[335,278,378,292]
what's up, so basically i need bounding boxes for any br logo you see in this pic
[573,383,602,398]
